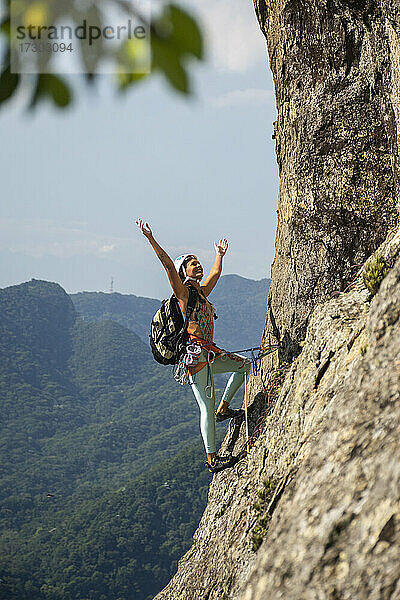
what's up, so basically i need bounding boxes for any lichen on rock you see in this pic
[362,254,390,295]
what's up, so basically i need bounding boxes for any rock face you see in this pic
[154,3,400,599]
[242,231,400,600]
[254,0,399,361]
[155,230,400,600]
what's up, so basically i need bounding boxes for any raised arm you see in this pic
[201,238,228,296]
[136,219,188,303]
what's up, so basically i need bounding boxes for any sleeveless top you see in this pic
[186,291,215,343]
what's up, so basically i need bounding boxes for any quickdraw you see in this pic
[229,339,280,376]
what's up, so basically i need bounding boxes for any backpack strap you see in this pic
[185,283,218,321]
[172,285,199,361]
[181,284,199,336]
[185,284,198,322]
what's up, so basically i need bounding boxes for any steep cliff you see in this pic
[255,0,399,362]
[155,228,400,599]
[154,2,400,599]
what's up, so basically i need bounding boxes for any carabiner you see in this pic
[205,385,213,399]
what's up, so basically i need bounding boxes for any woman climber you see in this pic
[136,219,251,474]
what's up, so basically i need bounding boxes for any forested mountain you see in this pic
[70,274,270,351]
[70,291,160,344]
[0,279,223,600]
[209,275,269,350]
[1,442,210,600]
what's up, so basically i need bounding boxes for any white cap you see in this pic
[174,254,195,277]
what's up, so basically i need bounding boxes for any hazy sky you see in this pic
[0,0,279,300]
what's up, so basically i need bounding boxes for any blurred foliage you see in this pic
[0,0,204,111]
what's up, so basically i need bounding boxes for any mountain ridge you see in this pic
[70,274,270,351]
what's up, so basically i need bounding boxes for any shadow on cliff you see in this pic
[223,391,270,460]
[266,299,305,364]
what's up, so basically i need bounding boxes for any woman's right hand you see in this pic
[136,218,153,240]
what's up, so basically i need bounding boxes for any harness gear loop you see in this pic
[204,349,215,399]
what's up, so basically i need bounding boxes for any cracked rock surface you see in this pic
[254,0,400,361]
[155,230,400,600]
[242,230,400,599]
[154,1,400,597]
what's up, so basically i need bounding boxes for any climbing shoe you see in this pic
[215,407,244,422]
[205,454,239,474]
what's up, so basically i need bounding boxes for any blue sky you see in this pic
[0,0,279,299]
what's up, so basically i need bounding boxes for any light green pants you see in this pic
[188,351,251,454]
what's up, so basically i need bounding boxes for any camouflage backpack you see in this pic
[149,285,198,365]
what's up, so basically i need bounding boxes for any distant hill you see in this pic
[209,274,269,350]
[70,290,159,343]
[70,274,270,351]
[0,279,220,600]
[0,276,268,599]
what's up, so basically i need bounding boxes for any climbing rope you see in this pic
[244,374,249,449]
[231,336,281,465]
[330,263,364,298]
[230,339,280,375]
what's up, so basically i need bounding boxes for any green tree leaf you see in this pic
[0,66,19,105]
[0,1,204,109]
[161,55,188,94]
[168,4,203,60]
[151,35,189,95]
[30,73,72,109]
[1,17,10,35]
[117,70,147,91]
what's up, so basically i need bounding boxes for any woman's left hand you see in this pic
[214,238,228,256]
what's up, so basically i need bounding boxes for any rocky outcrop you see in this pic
[154,2,400,598]
[254,0,399,361]
[242,229,400,600]
[155,228,400,600]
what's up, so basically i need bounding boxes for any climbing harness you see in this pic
[174,336,223,386]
